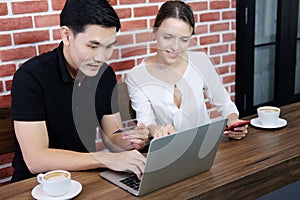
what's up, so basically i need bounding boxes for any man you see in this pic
[11,0,148,182]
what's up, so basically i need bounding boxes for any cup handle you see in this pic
[37,174,44,184]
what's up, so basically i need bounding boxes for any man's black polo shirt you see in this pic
[10,42,119,182]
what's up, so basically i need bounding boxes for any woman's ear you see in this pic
[60,26,71,45]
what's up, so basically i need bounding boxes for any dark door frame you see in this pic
[236,0,300,117]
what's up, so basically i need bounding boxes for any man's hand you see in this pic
[100,150,146,179]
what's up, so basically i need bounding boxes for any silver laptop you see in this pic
[100,118,227,196]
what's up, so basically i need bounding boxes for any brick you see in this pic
[121,19,147,32]
[115,8,131,19]
[134,6,158,17]
[12,1,48,14]
[194,14,199,23]
[222,11,236,20]
[230,84,236,93]
[14,30,50,45]
[200,35,220,45]
[0,180,11,187]
[191,47,207,54]
[0,46,36,62]
[149,18,155,28]
[0,17,33,31]
[189,37,198,47]
[0,166,13,180]
[149,0,164,2]
[121,45,147,58]
[211,56,221,65]
[0,95,11,107]
[205,100,213,109]
[223,53,235,63]
[110,0,118,6]
[200,12,220,22]
[232,21,236,30]
[210,1,230,10]
[136,57,144,65]
[116,34,134,46]
[231,64,236,72]
[0,81,3,92]
[136,32,152,43]
[210,22,230,32]
[195,24,208,34]
[52,28,61,40]
[0,34,12,47]
[110,49,119,60]
[5,80,12,91]
[216,65,230,75]
[230,95,236,102]
[223,74,236,84]
[0,3,8,15]
[38,43,59,54]
[34,14,60,28]
[232,0,237,8]
[0,64,16,77]
[52,0,66,11]
[231,43,236,51]
[110,60,135,71]
[0,153,14,168]
[120,0,145,4]
[223,32,235,42]
[210,44,229,55]
[189,2,208,11]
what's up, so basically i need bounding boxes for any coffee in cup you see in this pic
[257,106,280,126]
[37,170,71,196]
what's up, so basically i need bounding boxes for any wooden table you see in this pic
[1,102,300,200]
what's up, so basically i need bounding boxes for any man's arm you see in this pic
[14,120,146,179]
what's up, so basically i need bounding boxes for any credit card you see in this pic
[113,126,137,134]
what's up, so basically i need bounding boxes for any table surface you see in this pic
[1,102,300,200]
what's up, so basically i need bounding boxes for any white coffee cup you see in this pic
[37,170,71,196]
[257,106,280,126]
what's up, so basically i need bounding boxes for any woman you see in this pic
[125,0,248,139]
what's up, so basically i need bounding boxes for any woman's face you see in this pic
[153,18,193,66]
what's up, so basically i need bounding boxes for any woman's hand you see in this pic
[148,124,176,139]
[121,122,149,150]
[224,119,249,140]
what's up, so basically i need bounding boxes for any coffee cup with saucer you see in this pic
[31,170,82,200]
[250,106,287,129]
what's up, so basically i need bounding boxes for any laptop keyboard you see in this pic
[119,174,140,191]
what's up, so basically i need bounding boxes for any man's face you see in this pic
[64,25,117,77]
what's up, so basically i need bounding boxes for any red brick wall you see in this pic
[0,0,236,184]
[0,0,236,108]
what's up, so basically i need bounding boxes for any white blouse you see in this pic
[125,51,238,131]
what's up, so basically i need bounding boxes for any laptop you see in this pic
[100,118,227,196]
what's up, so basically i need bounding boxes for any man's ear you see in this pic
[60,26,72,45]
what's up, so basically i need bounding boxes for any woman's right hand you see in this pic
[149,124,176,139]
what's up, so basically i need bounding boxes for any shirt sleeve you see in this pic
[125,68,157,126]
[11,68,46,121]
[190,52,239,118]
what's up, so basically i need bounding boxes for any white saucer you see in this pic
[32,180,82,200]
[250,118,287,129]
